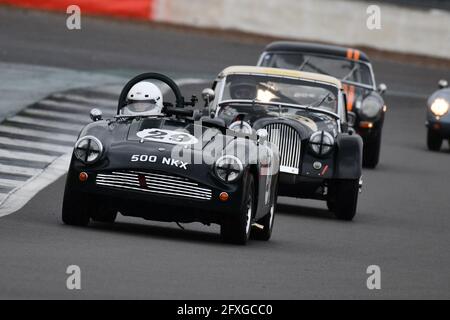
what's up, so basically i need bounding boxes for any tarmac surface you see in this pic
[0,7,449,299]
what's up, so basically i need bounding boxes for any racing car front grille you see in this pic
[264,123,301,175]
[96,171,212,201]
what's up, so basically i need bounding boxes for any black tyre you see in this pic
[333,179,359,221]
[326,199,336,212]
[427,128,442,151]
[363,133,381,168]
[91,208,117,223]
[221,175,255,245]
[62,184,90,226]
[251,203,275,241]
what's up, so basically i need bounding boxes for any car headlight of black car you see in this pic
[361,96,383,118]
[229,120,253,135]
[309,131,334,157]
[74,135,103,164]
[430,98,449,117]
[214,155,244,182]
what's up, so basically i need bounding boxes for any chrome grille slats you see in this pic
[96,182,211,200]
[264,123,302,175]
[131,171,200,187]
[95,170,212,200]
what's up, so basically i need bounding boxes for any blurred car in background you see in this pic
[257,41,387,168]
[202,66,363,220]
[426,79,450,151]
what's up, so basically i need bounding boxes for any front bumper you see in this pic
[355,117,384,141]
[278,173,327,200]
[426,115,450,137]
[66,166,245,224]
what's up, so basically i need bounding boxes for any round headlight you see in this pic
[74,136,103,164]
[309,131,334,156]
[430,98,449,117]
[361,96,382,118]
[214,155,244,182]
[229,120,253,135]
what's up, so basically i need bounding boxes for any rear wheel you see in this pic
[251,203,275,241]
[427,128,443,151]
[332,179,359,221]
[363,133,381,168]
[221,175,254,245]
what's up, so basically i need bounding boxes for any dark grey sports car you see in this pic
[62,73,280,245]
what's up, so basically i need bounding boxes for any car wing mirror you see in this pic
[438,79,448,89]
[377,83,387,95]
[90,108,103,122]
[202,88,215,104]
[202,88,215,117]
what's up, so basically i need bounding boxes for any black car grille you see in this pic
[264,123,302,174]
[96,171,212,201]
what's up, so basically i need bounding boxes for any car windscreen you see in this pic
[260,53,373,87]
[221,74,339,114]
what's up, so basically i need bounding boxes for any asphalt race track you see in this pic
[0,7,449,299]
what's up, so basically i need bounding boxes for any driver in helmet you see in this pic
[229,81,257,100]
[121,81,164,116]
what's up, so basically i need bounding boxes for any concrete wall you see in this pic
[152,0,450,59]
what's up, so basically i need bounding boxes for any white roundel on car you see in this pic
[136,128,198,145]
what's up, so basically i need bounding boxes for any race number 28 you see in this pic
[136,128,198,145]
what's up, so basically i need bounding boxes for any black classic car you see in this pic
[426,79,450,151]
[62,72,280,244]
[257,41,387,168]
[202,66,362,220]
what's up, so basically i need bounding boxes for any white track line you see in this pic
[175,78,209,86]
[8,115,84,132]
[0,149,56,163]
[0,136,72,153]
[22,108,91,122]
[84,85,124,95]
[51,93,117,107]
[0,154,70,217]
[37,99,115,114]
[0,164,41,176]
[0,126,76,143]
[0,178,24,188]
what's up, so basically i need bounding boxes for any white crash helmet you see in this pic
[122,81,163,116]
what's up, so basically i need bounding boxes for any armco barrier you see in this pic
[1,0,450,59]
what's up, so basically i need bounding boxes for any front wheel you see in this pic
[331,179,359,221]
[62,184,90,226]
[427,128,443,151]
[251,203,275,241]
[326,199,336,212]
[91,209,117,223]
[221,175,254,245]
[363,133,382,168]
